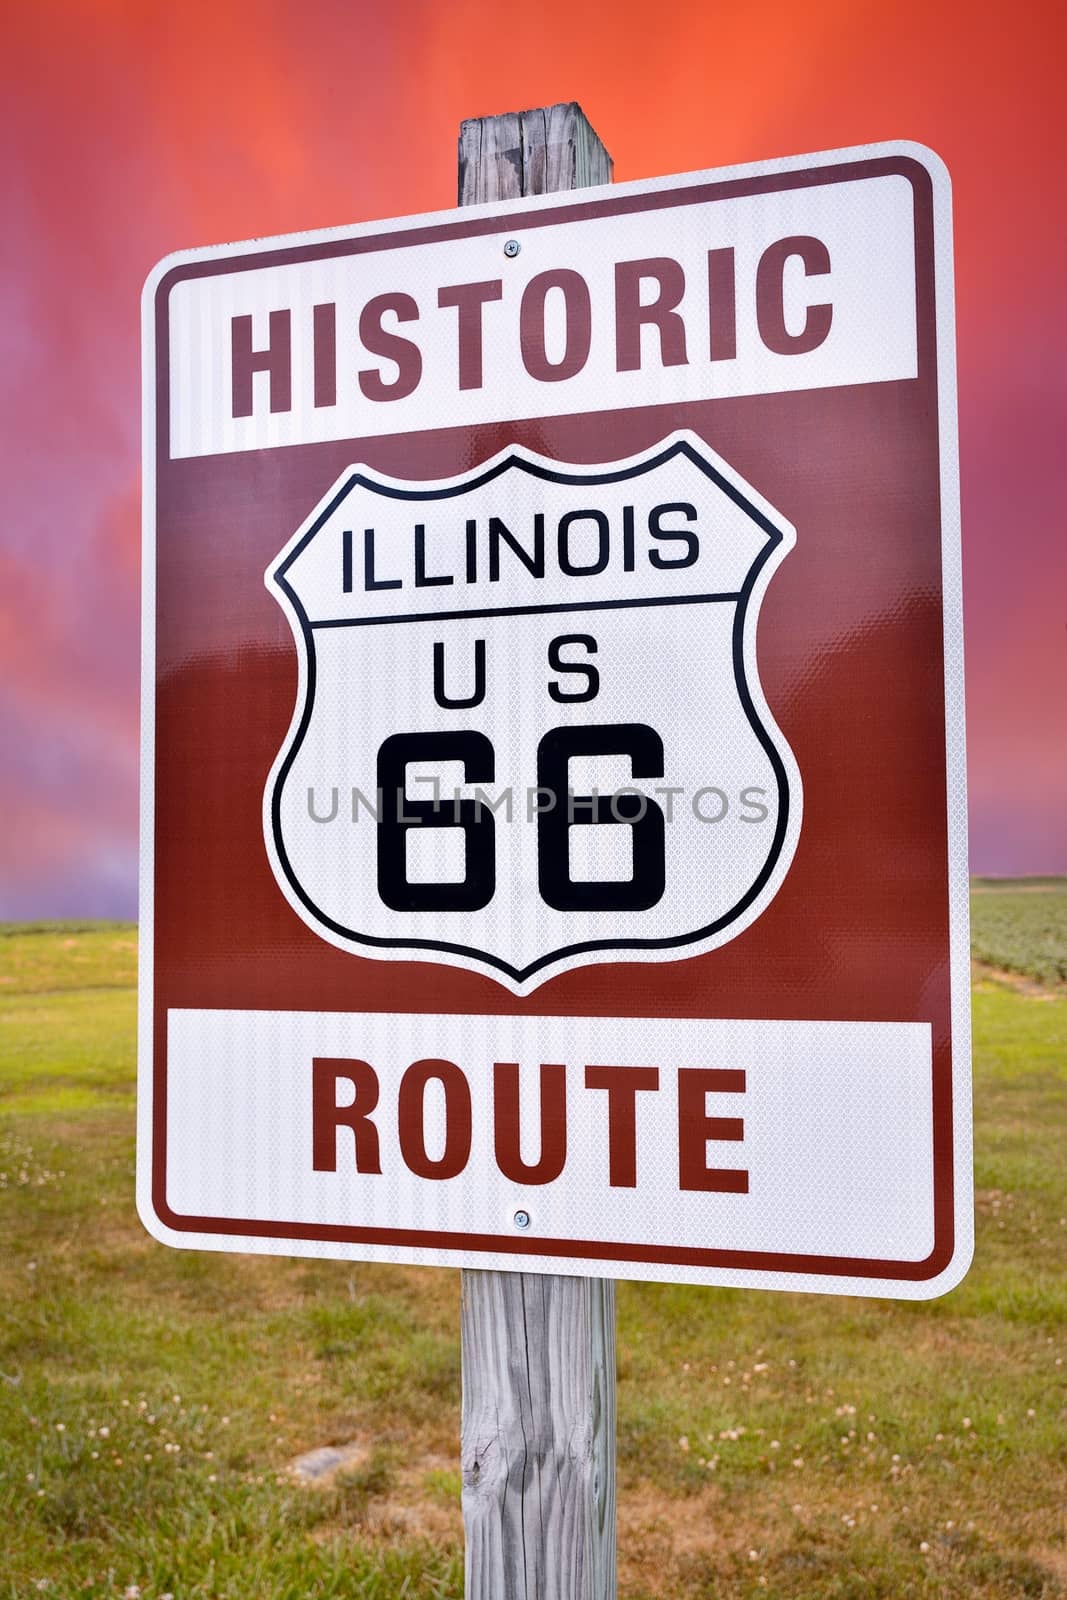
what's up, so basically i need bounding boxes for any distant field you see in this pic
[0,899,1064,1599]
[971,878,1067,987]
[0,923,137,998]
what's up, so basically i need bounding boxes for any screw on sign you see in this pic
[139,102,970,1598]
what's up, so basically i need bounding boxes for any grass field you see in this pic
[971,880,1067,987]
[0,893,1064,1598]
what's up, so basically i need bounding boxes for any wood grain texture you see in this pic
[457,99,617,1599]
[461,1271,617,1600]
[458,101,612,205]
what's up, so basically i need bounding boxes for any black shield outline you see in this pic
[266,435,793,985]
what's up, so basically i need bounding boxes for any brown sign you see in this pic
[139,143,970,1297]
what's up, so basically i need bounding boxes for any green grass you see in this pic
[971,878,1067,986]
[0,922,137,995]
[0,908,1064,1597]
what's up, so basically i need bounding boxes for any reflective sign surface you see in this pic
[140,142,971,1296]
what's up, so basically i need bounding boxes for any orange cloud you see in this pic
[2,0,1064,910]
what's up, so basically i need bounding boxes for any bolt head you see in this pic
[513,1209,531,1230]
[503,239,521,258]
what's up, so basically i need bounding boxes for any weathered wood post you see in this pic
[456,102,617,1600]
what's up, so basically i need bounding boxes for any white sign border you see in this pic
[138,139,972,1299]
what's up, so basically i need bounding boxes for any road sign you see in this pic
[139,140,971,1297]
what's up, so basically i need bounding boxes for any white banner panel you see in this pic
[160,1007,934,1291]
[166,174,917,459]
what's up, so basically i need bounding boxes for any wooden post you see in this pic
[461,1270,616,1600]
[458,101,612,205]
[457,102,617,1600]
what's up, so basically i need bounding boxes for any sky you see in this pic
[1,0,1064,919]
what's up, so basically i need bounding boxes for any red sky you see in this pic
[2,0,1064,917]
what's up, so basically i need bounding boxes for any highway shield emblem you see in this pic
[264,432,802,992]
